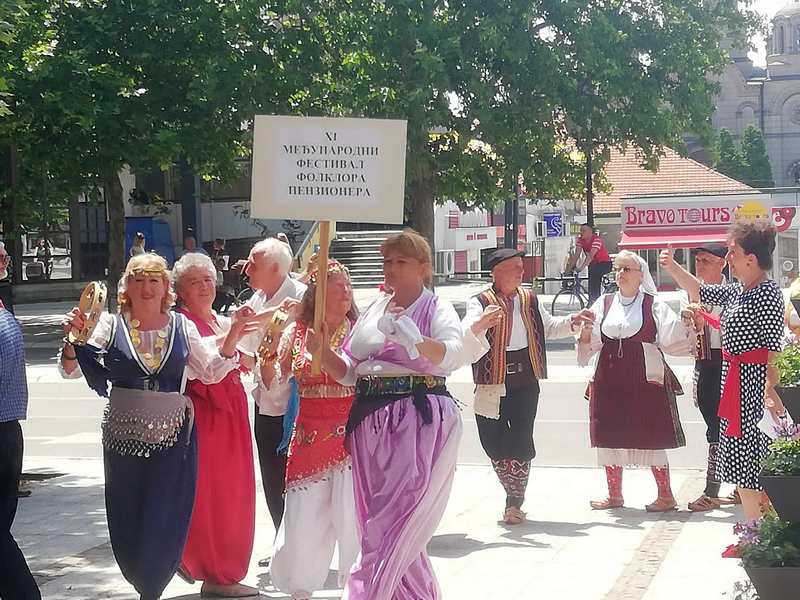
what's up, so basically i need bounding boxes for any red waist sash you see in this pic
[719,348,770,438]
[699,309,721,330]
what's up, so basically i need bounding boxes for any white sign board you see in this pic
[250,115,408,223]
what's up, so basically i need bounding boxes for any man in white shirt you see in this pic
[462,248,593,525]
[683,244,728,512]
[237,238,306,539]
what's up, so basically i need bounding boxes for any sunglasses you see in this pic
[613,266,640,274]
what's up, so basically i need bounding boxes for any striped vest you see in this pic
[472,287,547,384]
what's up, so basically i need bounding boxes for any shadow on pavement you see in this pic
[428,532,549,559]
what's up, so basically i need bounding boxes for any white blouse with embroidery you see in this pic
[577,292,694,367]
[59,312,239,386]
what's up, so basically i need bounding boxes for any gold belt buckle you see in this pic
[67,281,107,345]
[424,376,437,388]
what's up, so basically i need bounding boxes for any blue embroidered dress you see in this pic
[62,311,237,600]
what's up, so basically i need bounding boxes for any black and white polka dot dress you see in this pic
[699,280,784,490]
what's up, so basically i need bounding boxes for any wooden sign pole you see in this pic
[311,221,331,375]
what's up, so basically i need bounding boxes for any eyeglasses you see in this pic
[613,266,639,274]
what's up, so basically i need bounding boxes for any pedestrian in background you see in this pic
[661,221,786,556]
[566,223,613,305]
[578,250,694,512]
[0,241,41,600]
[130,232,146,257]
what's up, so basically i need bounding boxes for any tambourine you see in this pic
[257,308,289,364]
[67,281,108,345]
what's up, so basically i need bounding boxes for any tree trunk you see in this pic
[407,176,436,255]
[105,172,125,308]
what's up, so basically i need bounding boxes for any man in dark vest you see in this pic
[463,248,594,525]
[682,244,731,512]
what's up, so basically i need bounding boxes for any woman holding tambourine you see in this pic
[58,253,259,600]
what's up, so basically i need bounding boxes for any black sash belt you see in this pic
[346,375,450,435]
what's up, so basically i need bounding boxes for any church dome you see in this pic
[777,1,800,19]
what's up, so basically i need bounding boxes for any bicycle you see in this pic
[550,271,617,316]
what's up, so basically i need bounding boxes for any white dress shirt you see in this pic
[461,291,575,363]
[237,276,307,416]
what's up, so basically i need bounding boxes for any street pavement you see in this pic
[10,284,757,599]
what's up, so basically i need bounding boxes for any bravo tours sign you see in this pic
[623,195,798,234]
[250,115,408,223]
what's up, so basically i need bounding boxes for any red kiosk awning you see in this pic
[618,228,728,250]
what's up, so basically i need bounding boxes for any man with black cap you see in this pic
[682,244,729,512]
[462,248,594,525]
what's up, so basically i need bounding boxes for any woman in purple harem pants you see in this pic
[310,230,465,600]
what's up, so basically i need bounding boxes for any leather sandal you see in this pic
[646,497,678,512]
[590,497,624,510]
[503,506,526,525]
[688,494,719,512]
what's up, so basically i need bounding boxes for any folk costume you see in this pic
[237,275,307,531]
[61,311,240,600]
[681,244,729,510]
[578,256,694,510]
[462,249,575,522]
[338,287,464,600]
[699,280,784,490]
[269,316,359,599]
[177,308,256,589]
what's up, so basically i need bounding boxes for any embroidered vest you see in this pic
[472,287,547,383]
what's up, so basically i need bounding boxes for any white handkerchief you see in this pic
[474,384,506,420]
[642,343,665,387]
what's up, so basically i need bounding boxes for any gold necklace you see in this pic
[328,321,349,350]
[129,317,170,371]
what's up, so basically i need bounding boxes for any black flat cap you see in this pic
[487,248,525,271]
[693,244,727,259]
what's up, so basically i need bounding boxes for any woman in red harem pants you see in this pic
[174,253,258,598]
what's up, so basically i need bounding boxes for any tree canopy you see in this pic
[1,0,761,276]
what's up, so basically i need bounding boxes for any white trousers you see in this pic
[271,465,359,598]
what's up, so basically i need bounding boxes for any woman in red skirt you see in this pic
[577,250,695,512]
[174,253,258,598]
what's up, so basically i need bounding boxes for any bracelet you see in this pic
[62,353,77,361]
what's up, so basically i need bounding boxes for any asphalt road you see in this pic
[22,344,707,470]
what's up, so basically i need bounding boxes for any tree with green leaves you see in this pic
[740,124,775,188]
[714,129,746,183]
[301,0,759,241]
[3,0,761,267]
[0,0,327,290]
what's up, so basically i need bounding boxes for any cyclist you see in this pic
[566,223,613,305]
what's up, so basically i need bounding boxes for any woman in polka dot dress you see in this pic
[661,220,787,555]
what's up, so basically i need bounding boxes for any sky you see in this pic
[750,0,784,66]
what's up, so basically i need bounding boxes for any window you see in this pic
[448,210,459,229]
[779,26,786,54]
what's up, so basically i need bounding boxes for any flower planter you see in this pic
[775,386,800,422]
[759,473,800,522]
[745,566,800,600]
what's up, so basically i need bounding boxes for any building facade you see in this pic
[700,1,800,187]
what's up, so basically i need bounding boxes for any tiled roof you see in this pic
[595,147,753,215]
